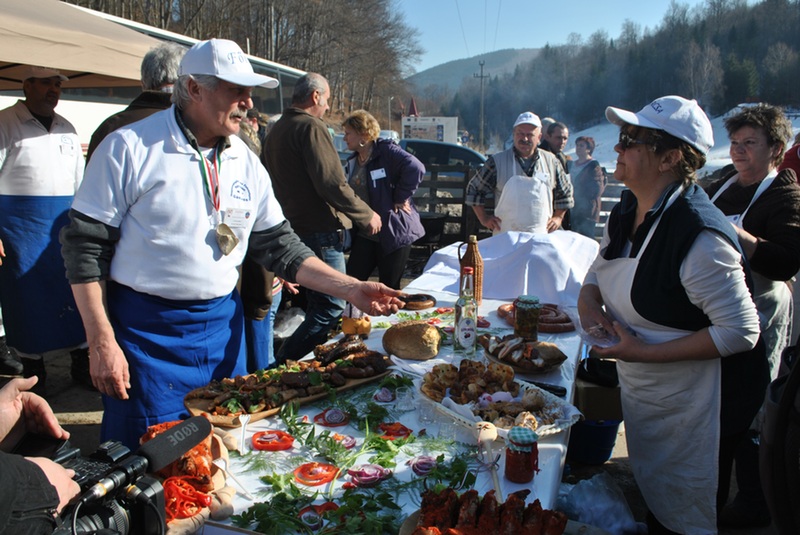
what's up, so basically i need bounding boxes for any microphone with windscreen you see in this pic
[78,416,212,504]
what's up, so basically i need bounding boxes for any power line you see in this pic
[454,0,470,60]
[492,0,502,51]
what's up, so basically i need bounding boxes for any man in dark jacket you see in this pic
[86,42,186,161]
[263,73,381,363]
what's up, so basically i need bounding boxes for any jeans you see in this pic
[245,289,282,372]
[276,231,346,363]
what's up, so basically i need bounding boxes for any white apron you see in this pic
[710,172,791,379]
[494,171,552,234]
[595,186,720,534]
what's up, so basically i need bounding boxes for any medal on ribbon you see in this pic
[199,146,239,255]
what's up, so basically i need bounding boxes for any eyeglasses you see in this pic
[618,132,655,150]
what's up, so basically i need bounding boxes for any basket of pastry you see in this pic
[417,360,580,438]
[400,488,569,535]
[184,335,391,427]
[139,418,236,535]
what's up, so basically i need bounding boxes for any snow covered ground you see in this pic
[564,105,800,181]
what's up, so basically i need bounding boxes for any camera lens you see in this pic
[73,501,130,534]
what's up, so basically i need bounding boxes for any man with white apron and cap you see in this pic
[579,96,768,535]
[466,111,572,234]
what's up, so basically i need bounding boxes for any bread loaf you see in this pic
[382,320,441,360]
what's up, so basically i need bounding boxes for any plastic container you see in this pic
[567,419,622,465]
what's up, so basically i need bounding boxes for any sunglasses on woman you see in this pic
[618,132,656,150]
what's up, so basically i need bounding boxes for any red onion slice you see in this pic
[407,455,437,476]
[347,463,392,487]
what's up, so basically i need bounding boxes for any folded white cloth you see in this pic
[414,231,599,306]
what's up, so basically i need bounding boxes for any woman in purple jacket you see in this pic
[342,110,425,289]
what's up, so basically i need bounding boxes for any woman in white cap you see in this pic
[578,96,768,534]
[704,103,800,528]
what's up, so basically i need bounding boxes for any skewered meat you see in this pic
[415,489,567,535]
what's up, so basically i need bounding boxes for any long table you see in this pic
[218,288,583,531]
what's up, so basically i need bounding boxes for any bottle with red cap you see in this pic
[455,266,478,356]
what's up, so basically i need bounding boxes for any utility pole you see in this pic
[474,61,489,149]
[388,96,395,132]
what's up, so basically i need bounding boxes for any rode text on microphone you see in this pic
[51,416,212,535]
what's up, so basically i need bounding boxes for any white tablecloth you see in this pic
[412,230,599,306]
[221,287,584,527]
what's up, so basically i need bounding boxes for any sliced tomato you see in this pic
[378,422,412,440]
[435,307,454,314]
[426,317,442,325]
[477,316,491,328]
[251,430,294,451]
[316,501,339,513]
[313,408,350,427]
[294,462,339,486]
[163,476,212,523]
[298,500,340,528]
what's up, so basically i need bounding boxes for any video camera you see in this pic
[14,416,212,535]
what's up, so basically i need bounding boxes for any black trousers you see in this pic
[346,234,411,290]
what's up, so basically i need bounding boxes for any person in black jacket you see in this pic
[0,376,79,534]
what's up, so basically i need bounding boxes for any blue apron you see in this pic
[102,282,247,450]
[0,195,84,353]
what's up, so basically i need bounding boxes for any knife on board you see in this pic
[519,379,567,398]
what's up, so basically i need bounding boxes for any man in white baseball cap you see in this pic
[466,110,573,234]
[178,38,278,89]
[61,39,403,449]
[0,64,84,386]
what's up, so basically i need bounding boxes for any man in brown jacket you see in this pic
[263,73,380,362]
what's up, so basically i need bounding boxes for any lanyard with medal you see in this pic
[198,145,239,255]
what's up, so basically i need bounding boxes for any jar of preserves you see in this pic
[513,295,542,340]
[504,426,539,484]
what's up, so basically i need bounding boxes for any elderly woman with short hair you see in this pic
[341,110,425,289]
[567,135,606,238]
[704,103,800,528]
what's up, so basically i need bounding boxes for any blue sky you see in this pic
[397,0,716,72]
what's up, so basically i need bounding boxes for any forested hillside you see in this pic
[440,0,800,148]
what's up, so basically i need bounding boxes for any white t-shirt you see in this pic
[0,101,83,196]
[73,107,285,300]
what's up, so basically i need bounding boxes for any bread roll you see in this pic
[382,320,441,360]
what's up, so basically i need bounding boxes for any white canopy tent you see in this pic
[0,0,162,90]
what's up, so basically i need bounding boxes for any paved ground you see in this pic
[5,349,775,535]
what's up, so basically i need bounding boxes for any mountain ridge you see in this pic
[406,48,540,93]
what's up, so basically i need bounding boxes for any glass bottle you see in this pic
[455,267,478,356]
[458,235,483,305]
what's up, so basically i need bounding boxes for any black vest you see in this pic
[605,182,768,435]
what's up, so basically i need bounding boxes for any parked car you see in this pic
[398,139,486,170]
[379,129,400,143]
[332,132,348,152]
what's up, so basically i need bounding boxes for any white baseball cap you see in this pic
[180,39,279,89]
[23,66,68,81]
[513,111,542,129]
[605,95,714,154]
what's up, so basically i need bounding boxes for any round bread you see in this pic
[399,293,437,310]
[382,320,441,360]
